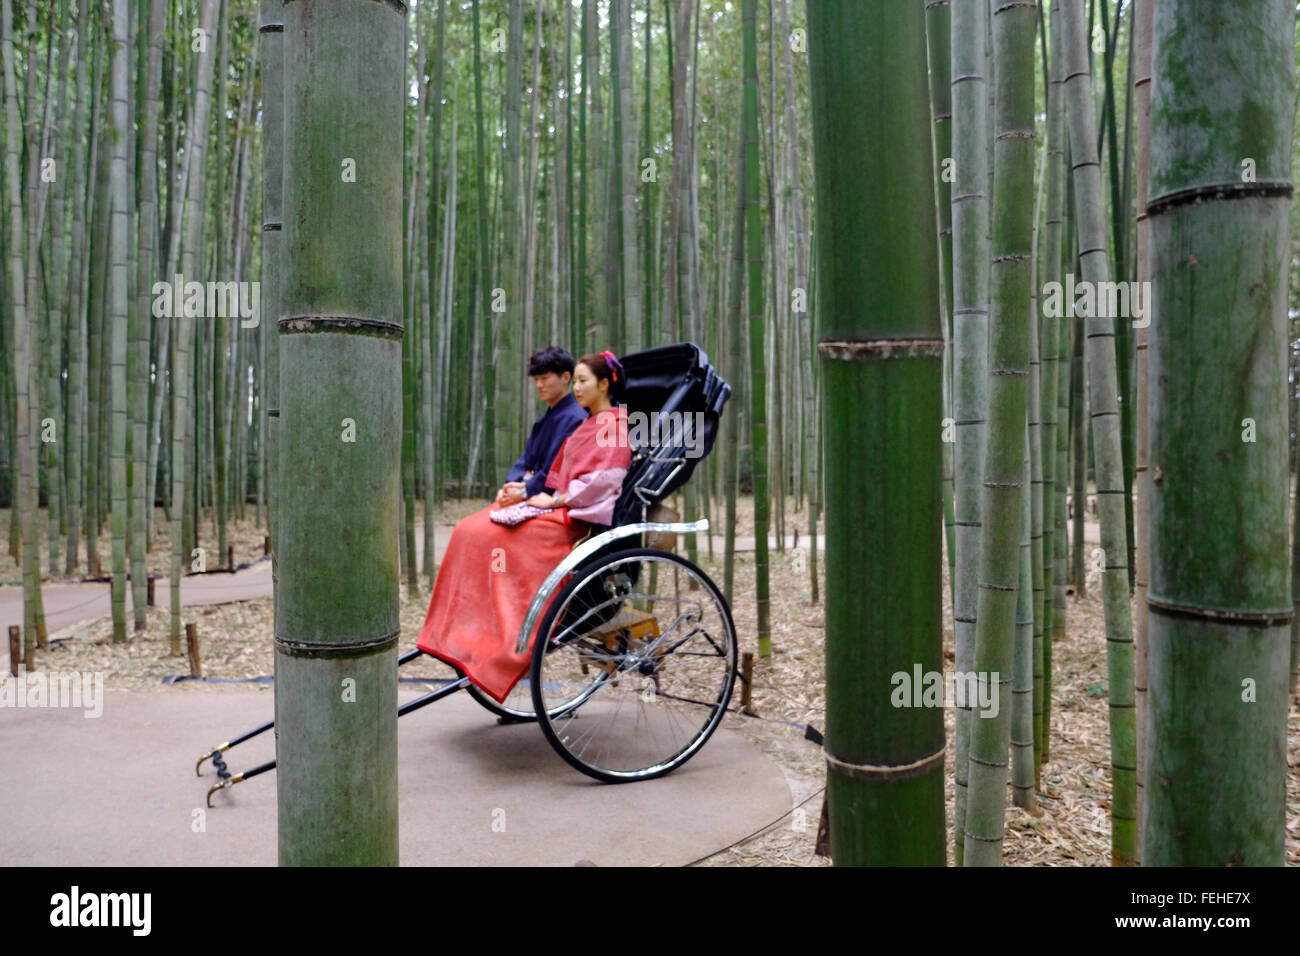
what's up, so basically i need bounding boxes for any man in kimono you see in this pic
[495,346,589,506]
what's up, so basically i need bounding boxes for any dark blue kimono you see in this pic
[506,393,589,497]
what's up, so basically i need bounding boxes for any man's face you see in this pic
[533,371,571,406]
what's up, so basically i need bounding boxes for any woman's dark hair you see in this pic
[577,351,625,402]
[527,346,576,378]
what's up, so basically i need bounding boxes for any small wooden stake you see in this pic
[740,652,754,714]
[8,625,19,676]
[814,794,831,857]
[147,576,155,606]
[264,535,271,556]
[227,545,235,571]
[186,622,202,678]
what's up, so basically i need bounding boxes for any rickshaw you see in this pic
[197,342,738,805]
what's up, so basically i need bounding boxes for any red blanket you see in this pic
[416,406,630,702]
[416,506,583,701]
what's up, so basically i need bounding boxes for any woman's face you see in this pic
[571,362,609,409]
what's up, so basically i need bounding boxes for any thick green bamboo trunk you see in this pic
[1143,0,1293,867]
[742,0,770,657]
[809,0,945,866]
[1061,0,1135,866]
[949,0,990,864]
[276,0,403,866]
[962,0,1035,868]
[108,0,131,643]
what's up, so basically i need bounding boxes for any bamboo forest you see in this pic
[2,0,1299,884]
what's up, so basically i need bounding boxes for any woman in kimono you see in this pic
[416,352,632,702]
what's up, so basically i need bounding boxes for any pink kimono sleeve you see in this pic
[562,468,629,526]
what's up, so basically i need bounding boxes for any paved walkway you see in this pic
[0,686,791,866]
[0,520,807,866]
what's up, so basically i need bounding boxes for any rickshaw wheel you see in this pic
[530,547,737,783]
[466,682,540,722]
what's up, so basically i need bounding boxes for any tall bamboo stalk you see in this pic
[146,55,174,545]
[1048,0,1070,759]
[722,71,745,607]
[1099,0,1135,594]
[582,0,604,347]
[171,0,218,650]
[108,0,131,643]
[926,0,956,591]
[962,0,1035,868]
[415,0,437,587]
[84,30,107,575]
[742,0,770,657]
[1131,0,1152,856]
[1061,0,1135,866]
[276,0,403,865]
[43,4,71,579]
[496,0,521,470]
[949,0,990,864]
[1038,0,1067,776]
[810,0,945,865]
[470,0,495,494]
[130,0,164,630]
[63,0,93,576]
[1143,0,1293,866]
[614,0,642,350]
[1012,426,1037,809]
[2,0,44,664]
[260,0,283,604]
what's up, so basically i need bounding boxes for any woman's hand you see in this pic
[526,493,562,509]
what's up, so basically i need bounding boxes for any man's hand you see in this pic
[497,481,528,505]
